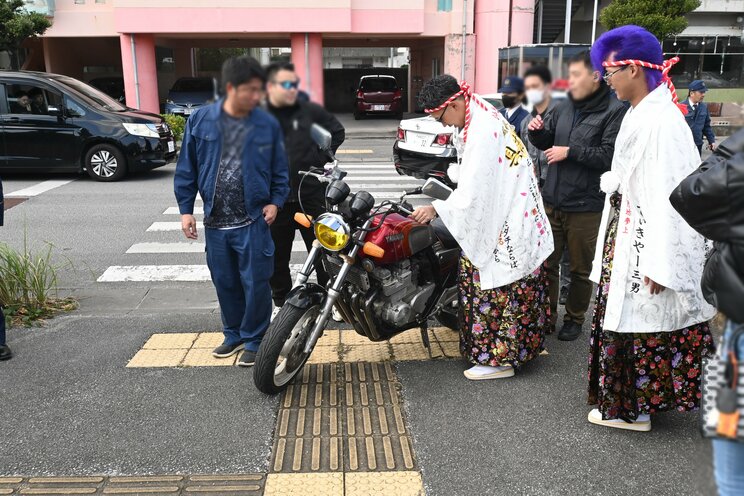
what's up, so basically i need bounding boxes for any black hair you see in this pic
[568,50,593,71]
[266,62,296,82]
[418,75,461,111]
[524,65,552,84]
[221,56,266,90]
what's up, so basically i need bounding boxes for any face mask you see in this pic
[502,95,518,108]
[526,89,545,106]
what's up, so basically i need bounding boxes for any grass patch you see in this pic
[0,237,78,328]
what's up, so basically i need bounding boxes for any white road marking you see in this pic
[5,179,75,197]
[98,264,307,282]
[148,221,203,232]
[126,241,308,254]
[164,207,203,215]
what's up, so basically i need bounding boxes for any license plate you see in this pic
[373,105,388,111]
[408,132,430,148]
[167,140,175,153]
[183,108,193,115]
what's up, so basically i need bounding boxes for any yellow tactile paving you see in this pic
[126,349,187,368]
[192,332,224,349]
[438,339,462,358]
[182,348,237,367]
[306,346,341,364]
[391,342,444,361]
[102,487,179,494]
[143,333,198,350]
[0,490,12,495]
[344,344,393,363]
[431,326,460,342]
[339,330,373,347]
[0,477,23,483]
[345,471,424,496]
[316,330,340,347]
[264,473,343,496]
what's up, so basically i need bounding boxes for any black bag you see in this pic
[701,323,744,441]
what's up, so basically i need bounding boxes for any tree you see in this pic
[600,0,701,41]
[0,0,51,69]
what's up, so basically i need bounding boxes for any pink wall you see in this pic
[473,0,508,94]
[291,34,325,106]
[443,34,476,84]
[511,0,535,45]
[120,34,160,114]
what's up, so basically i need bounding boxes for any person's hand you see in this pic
[411,205,437,224]
[709,142,717,151]
[528,115,544,131]
[644,276,666,295]
[181,214,198,240]
[263,204,278,226]
[545,146,570,164]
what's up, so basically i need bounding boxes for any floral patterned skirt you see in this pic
[459,256,550,368]
[587,194,715,421]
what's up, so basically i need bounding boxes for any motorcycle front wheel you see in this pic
[253,303,321,395]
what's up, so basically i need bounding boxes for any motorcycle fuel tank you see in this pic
[362,213,436,265]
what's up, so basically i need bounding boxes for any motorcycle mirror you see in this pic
[311,123,333,152]
[422,178,453,201]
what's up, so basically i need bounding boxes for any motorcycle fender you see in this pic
[285,283,326,309]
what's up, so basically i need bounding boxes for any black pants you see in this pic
[270,201,329,307]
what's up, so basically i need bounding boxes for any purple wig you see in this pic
[591,25,663,91]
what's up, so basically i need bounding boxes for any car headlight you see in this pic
[166,99,175,105]
[314,213,350,252]
[123,123,160,138]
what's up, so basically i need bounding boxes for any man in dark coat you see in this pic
[528,50,626,341]
[681,80,717,155]
[498,76,530,130]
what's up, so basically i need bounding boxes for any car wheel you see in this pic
[85,144,128,182]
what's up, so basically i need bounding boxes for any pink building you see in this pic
[25,0,536,113]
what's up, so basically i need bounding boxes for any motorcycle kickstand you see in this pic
[420,324,432,358]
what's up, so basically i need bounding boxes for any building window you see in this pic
[663,37,744,89]
[437,0,453,12]
[432,58,442,77]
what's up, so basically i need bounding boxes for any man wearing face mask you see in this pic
[527,51,626,342]
[520,66,557,187]
[499,77,530,130]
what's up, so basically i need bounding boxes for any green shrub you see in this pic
[0,237,77,327]
[162,114,187,142]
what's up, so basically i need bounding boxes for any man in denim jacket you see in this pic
[175,57,290,367]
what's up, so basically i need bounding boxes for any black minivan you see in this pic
[0,71,176,181]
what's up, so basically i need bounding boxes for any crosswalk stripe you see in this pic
[148,221,202,232]
[5,179,75,197]
[164,207,203,215]
[98,264,307,282]
[127,241,308,254]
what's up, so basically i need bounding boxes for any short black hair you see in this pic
[524,65,552,84]
[418,75,461,111]
[266,62,296,81]
[221,56,266,90]
[568,50,593,71]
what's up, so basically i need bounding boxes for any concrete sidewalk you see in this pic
[335,113,421,138]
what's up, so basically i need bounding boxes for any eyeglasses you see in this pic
[602,65,630,84]
[434,104,449,123]
[277,80,300,90]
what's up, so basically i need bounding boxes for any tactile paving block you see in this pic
[264,473,343,496]
[191,332,225,349]
[142,333,198,349]
[431,326,460,342]
[438,339,462,358]
[126,349,187,368]
[345,471,424,496]
[182,348,237,367]
[390,342,444,361]
[343,344,393,363]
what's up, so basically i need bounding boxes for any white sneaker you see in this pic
[463,364,515,381]
[271,306,282,322]
[587,408,651,432]
[331,305,344,323]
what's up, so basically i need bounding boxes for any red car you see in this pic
[354,75,403,120]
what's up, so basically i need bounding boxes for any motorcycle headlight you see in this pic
[314,213,350,252]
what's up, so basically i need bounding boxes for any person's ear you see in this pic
[593,71,600,82]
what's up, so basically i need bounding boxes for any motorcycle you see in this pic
[253,124,460,394]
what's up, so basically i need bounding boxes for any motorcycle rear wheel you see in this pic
[253,303,321,395]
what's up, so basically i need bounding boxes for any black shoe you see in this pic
[0,345,12,361]
[557,321,583,342]
[212,342,244,358]
[238,350,257,367]
[559,286,569,305]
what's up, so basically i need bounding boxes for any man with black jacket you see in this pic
[528,51,626,341]
[265,62,345,312]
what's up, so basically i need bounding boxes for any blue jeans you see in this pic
[713,320,744,496]
[205,222,274,352]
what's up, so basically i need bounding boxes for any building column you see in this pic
[511,0,535,45]
[444,34,476,84]
[120,33,160,113]
[291,33,324,105]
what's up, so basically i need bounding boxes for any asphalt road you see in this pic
[0,131,719,495]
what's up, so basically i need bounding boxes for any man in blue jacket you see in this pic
[175,56,290,367]
[499,76,530,130]
[682,80,717,155]
[0,175,11,361]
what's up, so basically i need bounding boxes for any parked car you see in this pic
[354,75,403,120]
[164,77,219,116]
[0,71,176,181]
[88,76,125,102]
[393,91,566,186]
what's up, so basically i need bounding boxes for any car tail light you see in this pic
[397,127,405,140]
[393,89,402,100]
[357,90,364,99]
[435,133,451,146]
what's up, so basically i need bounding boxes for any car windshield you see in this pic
[360,78,398,92]
[172,79,213,92]
[56,76,127,112]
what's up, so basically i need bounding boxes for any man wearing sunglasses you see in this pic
[265,62,346,318]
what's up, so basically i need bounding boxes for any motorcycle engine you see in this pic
[369,259,436,327]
